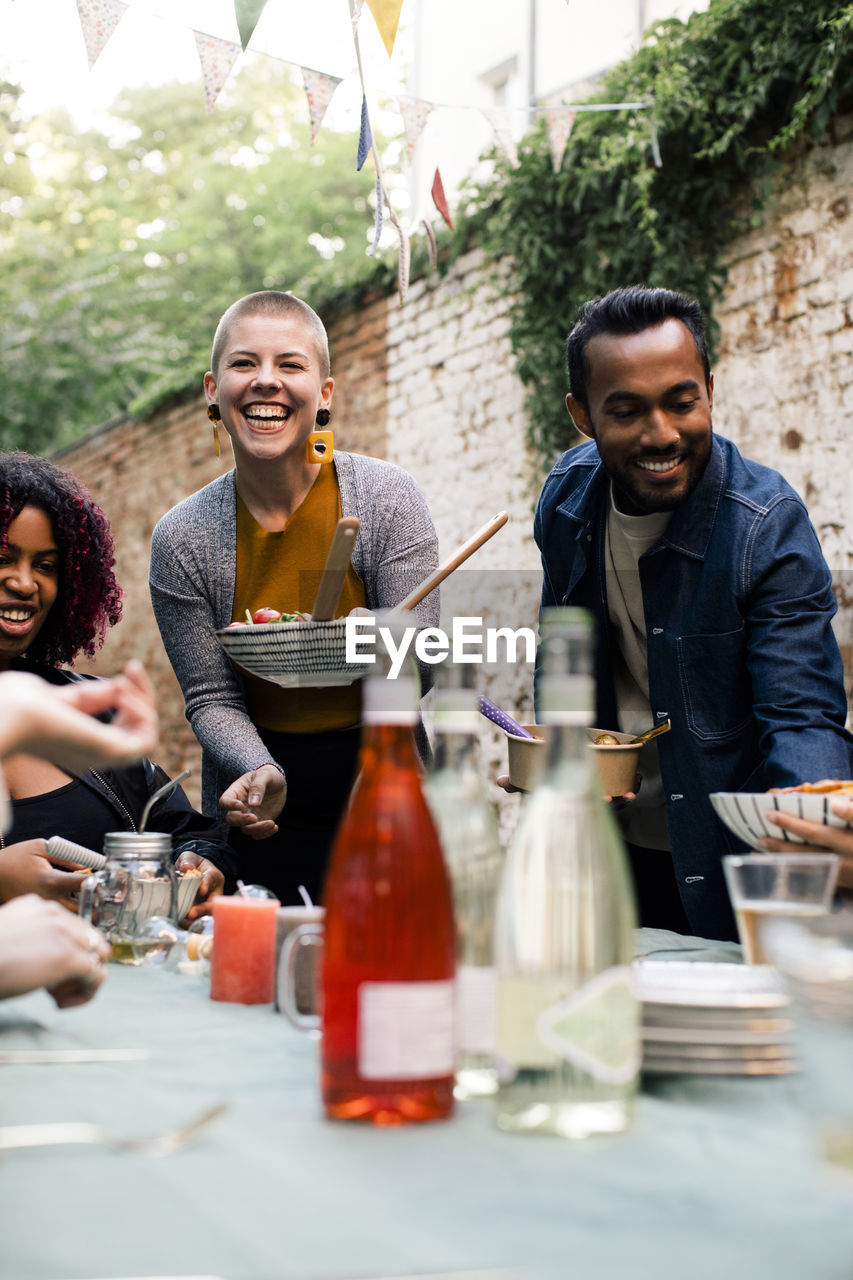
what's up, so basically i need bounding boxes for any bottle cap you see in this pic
[432,686,479,733]
[363,610,419,725]
[103,831,173,859]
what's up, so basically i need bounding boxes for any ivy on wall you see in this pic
[459,0,853,470]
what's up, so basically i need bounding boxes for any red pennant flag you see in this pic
[431,168,455,231]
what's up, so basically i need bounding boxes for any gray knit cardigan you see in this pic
[148,451,440,818]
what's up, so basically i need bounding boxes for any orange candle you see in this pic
[210,895,280,1004]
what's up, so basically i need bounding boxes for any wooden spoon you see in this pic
[396,511,509,612]
[310,517,360,621]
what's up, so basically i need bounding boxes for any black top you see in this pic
[9,777,117,852]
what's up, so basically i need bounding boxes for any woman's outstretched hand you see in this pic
[0,661,158,771]
[219,765,287,840]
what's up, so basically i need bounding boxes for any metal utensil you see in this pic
[630,718,672,745]
[396,511,509,612]
[310,517,360,621]
[0,1100,227,1156]
[139,767,192,833]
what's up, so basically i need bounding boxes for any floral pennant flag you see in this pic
[356,95,374,171]
[234,0,268,51]
[422,217,438,271]
[395,221,411,302]
[431,168,455,231]
[194,32,242,114]
[544,108,575,172]
[300,67,343,144]
[74,0,128,71]
[483,110,519,169]
[397,95,433,164]
[367,175,384,256]
[365,0,404,57]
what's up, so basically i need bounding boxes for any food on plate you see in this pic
[769,779,853,795]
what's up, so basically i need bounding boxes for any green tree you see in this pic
[0,61,380,453]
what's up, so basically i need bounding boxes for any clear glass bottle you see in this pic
[494,607,639,1138]
[321,624,456,1124]
[426,661,504,1099]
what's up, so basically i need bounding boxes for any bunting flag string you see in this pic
[194,32,243,114]
[544,107,575,172]
[300,67,344,144]
[431,168,455,232]
[70,1,658,303]
[74,0,128,71]
[482,109,519,170]
[364,0,404,58]
[397,95,434,163]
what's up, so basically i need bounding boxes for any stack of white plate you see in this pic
[633,960,797,1075]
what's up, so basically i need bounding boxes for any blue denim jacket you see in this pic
[534,435,853,940]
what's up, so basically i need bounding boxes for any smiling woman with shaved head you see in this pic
[149,290,439,906]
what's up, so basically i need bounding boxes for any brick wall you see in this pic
[56,118,853,819]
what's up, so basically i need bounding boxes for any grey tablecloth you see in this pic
[1,929,851,1280]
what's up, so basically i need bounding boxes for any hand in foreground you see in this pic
[759,798,853,889]
[0,895,109,1007]
[0,840,89,910]
[0,661,158,771]
[219,765,287,840]
[174,851,225,921]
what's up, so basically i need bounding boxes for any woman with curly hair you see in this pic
[0,452,237,912]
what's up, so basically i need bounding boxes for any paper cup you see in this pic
[506,724,641,796]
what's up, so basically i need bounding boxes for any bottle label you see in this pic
[535,965,639,1086]
[358,980,455,1080]
[458,964,496,1054]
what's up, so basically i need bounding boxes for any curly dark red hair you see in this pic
[0,452,123,668]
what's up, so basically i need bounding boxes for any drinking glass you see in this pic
[722,853,839,965]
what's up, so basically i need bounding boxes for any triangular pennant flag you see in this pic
[367,175,384,257]
[422,217,438,272]
[397,95,433,164]
[300,67,343,144]
[365,0,404,57]
[431,168,455,231]
[395,222,411,303]
[234,0,268,51]
[356,96,374,171]
[74,0,128,71]
[483,110,519,169]
[544,109,575,172]
[194,32,242,114]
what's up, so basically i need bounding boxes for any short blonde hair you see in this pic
[210,291,330,379]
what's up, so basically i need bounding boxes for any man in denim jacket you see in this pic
[534,285,852,941]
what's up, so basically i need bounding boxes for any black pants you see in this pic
[228,725,361,907]
[625,842,691,934]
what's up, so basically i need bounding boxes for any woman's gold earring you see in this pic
[207,404,221,458]
[305,408,333,464]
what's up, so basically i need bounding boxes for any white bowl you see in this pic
[710,790,853,849]
[217,618,372,688]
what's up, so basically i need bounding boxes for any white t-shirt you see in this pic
[605,489,671,850]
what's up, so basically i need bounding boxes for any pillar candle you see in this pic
[210,895,280,1004]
